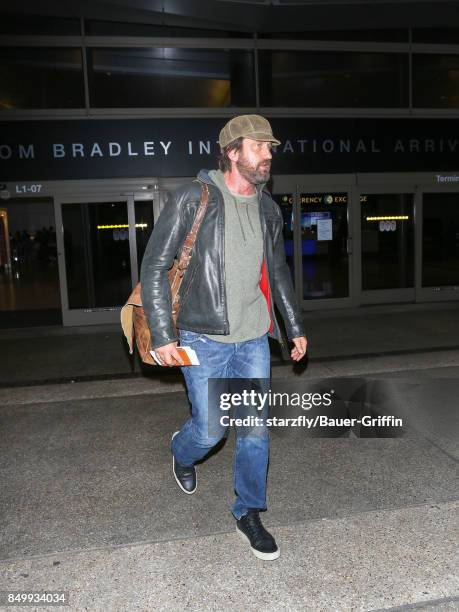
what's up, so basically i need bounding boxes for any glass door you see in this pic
[296,185,354,307]
[0,198,62,327]
[355,187,416,304]
[55,194,155,325]
[417,190,459,302]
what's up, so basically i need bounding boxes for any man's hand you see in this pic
[291,336,307,361]
[154,341,184,366]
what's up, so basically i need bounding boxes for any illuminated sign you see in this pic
[1,118,458,181]
[379,220,397,231]
[279,194,369,205]
[97,223,148,229]
[366,216,409,221]
[436,174,459,183]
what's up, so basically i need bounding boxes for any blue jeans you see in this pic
[171,329,271,520]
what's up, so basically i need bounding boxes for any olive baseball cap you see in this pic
[218,114,281,150]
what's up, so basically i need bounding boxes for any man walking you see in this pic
[140,115,307,561]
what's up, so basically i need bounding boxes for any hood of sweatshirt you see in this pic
[206,168,262,243]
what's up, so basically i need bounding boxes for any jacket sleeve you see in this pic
[271,204,306,340]
[140,187,189,349]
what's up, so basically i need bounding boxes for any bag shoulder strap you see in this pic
[176,179,209,272]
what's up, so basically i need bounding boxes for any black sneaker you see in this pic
[236,509,280,560]
[171,431,197,495]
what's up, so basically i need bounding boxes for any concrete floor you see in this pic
[0,302,458,611]
[1,301,459,386]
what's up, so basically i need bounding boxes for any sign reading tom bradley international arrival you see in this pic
[0,118,458,181]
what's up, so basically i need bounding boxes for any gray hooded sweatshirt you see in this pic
[204,169,271,343]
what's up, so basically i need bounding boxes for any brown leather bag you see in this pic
[121,180,209,365]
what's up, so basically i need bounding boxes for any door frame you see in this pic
[273,171,459,308]
[295,182,355,309]
[4,173,458,326]
[273,174,356,309]
[54,191,156,326]
[353,184,417,305]
[415,183,459,303]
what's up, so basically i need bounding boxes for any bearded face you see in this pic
[235,140,272,185]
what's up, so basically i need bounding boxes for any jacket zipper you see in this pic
[218,186,230,334]
[196,179,229,334]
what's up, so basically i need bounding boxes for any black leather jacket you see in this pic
[140,169,305,350]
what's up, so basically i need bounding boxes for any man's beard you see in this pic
[236,153,271,185]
